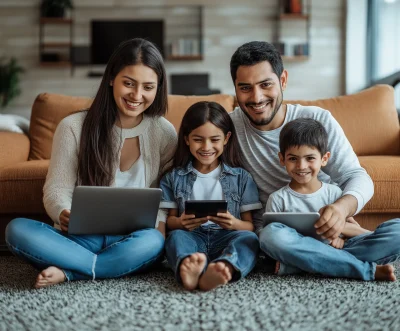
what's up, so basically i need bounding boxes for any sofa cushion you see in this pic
[285,85,400,156]
[0,160,49,213]
[29,93,92,160]
[166,94,235,132]
[28,93,236,160]
[0,132,30,169]
[358,156,400,213]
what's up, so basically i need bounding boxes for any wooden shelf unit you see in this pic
[274,0,311,59]
[39,16,73,70]
[40,17,72,24]
[282,55,309,62]
[279,13,309,20]
[165,6,203,61]
[166,55,203,61]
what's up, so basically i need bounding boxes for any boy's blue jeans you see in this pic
[259,219,400,280]
[165,226,259,283]
[5,218,165,281]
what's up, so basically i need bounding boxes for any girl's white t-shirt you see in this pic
[191,165,224,227]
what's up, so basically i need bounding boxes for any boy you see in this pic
[263,118,396,281]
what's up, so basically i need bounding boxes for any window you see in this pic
[368,0,400,110]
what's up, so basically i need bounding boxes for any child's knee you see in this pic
[376,218,400,235]
[165,229,187,247]
[259,222,291,253]
[167,229,186,240]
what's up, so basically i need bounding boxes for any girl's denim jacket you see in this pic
[159,161,262,220]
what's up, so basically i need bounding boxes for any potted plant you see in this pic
[0,58,24,109]
[40,0,73,18]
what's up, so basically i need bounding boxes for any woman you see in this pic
[5,38,177,288]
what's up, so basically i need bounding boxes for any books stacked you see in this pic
[168,39,201,57]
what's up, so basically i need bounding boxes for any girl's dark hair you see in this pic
[279,118,328,157]
[78,38,167,186]
[230,41,284,83]
[172,101,244,170]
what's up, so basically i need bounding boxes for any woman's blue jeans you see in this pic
[165,226,259,283]
[259,219,400,280]
[5,218,165,281]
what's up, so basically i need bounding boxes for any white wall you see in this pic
[0,0,346,118]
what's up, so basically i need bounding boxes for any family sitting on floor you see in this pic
[5,39,400,290]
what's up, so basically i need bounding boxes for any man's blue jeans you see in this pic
[5,218,165,281]
[165,226,259,283]
[259,219,400,280]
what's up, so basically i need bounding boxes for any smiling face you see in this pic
[279,145,330,192]
[185,121,231,173]
[235,61,288,131]
[111,63,158,128]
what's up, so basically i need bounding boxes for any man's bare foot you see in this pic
[180,253,207,290]
[35,266,66,289]
[375,264,396,281]
[198,262,233,291]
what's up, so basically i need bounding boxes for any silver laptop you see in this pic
[68,186,162,235]
[262,212,324,241]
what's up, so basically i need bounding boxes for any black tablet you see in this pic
[185,200,228,218]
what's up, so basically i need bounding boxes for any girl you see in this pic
[5,38,177,288]
[160,101,262,291]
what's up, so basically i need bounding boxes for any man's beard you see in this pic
[242,92,283,127]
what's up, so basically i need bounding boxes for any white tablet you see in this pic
[262,212,323,241]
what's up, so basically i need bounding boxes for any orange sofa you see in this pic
[1,85,399,250]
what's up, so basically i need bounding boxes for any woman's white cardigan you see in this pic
[43,111,177,229]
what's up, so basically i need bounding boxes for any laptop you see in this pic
[68,186,162,235]
[262,212,324,241]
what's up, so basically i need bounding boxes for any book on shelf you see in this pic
[273,42,309,57]
[168,38,200,57]
[293,43,309,56]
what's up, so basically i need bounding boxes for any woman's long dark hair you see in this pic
[172,101,244,170]
[77,38,168,186]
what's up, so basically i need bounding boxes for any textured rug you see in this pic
[1,256,399,331]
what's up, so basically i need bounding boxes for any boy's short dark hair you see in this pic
[279,118,328,157]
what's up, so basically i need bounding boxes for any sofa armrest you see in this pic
[0,132,30,169]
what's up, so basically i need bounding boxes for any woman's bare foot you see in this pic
[375,264,396,281]
[35,266,66,289]
[180,253,207,290]
[198,262,233,291]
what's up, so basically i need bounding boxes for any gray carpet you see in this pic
[1,256,400,331]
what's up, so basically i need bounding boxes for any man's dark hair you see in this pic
[279,118,328,157]
[230,41,284,83]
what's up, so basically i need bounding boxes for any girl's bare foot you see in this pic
[180,253,207,290]
[375,264,396,281]
[35,266,66,288]
[198,262,233,291]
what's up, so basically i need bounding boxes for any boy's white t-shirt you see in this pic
[191,165,224,227]
[266,182,343,214]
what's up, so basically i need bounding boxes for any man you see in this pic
[228,41,399,280]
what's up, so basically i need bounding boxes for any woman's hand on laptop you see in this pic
[59,209,70,232]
